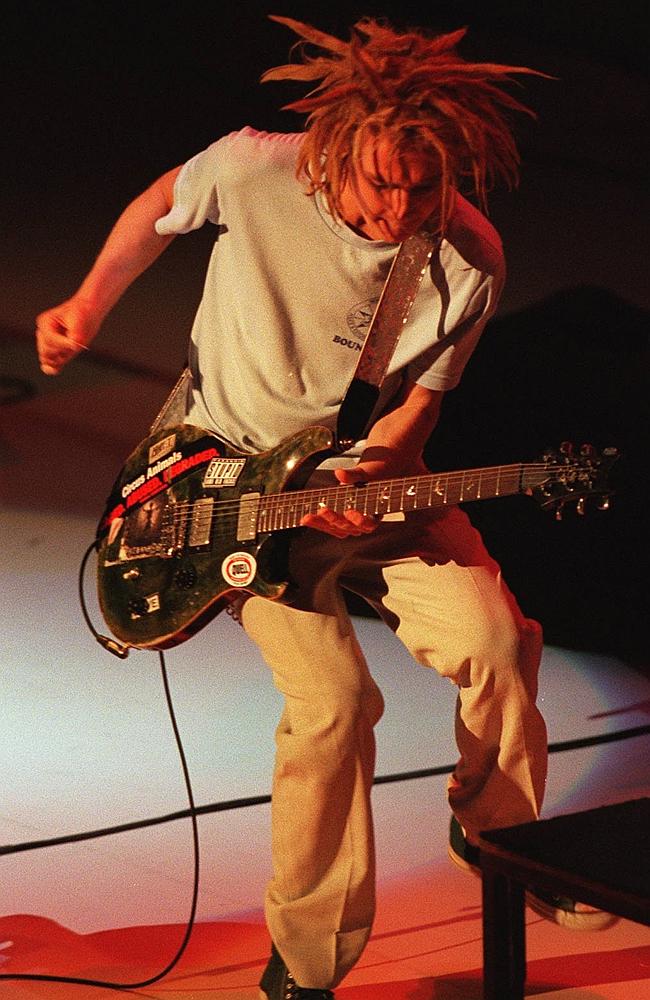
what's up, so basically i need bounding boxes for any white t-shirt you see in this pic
[155,127,505,455]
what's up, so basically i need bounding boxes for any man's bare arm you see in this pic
[35,166,181,375]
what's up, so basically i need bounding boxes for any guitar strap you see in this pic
[150,229,440,441]
[150,365,194,434]
[335,228,440,450]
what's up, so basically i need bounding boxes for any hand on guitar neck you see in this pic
[300,450,429,538]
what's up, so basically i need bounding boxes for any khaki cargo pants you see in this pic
[241,505,547,989]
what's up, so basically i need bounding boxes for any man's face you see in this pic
[338,132,442,243]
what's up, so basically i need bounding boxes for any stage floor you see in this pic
[1,505,649,999]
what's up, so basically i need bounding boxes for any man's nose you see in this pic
[390,187,413,219]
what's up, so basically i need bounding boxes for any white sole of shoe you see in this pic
[525,891,620,931]
[448,843,619,930]
[447,842,480,876]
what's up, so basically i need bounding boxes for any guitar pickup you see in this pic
[237,492,260,542]
[188,497,214,547]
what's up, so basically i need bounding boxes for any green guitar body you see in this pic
[96,423,616,652]
[96,423,335,650]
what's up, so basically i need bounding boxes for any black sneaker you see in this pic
[448,814,481,873]
[447,816,618,931]
[259,944,335,999]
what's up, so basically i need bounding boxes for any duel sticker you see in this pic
[221,551,257,588]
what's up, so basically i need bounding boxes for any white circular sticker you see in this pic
[221,551,257,588]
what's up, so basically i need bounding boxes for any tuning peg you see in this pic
[560,441,575,458]
[598,496,611,511]
[579,444,596,458]
[576,497,586,515]
[555,503,564,522]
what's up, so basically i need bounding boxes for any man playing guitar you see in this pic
[35,16,613,999]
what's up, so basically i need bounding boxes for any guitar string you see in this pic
[162,475,593,516]
[161,463,599,516]
[158,463,585,512]
[126,461,605,536]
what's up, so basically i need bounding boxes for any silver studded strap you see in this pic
[335,228,440,450]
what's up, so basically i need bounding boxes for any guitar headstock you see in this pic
[528,442,619,519]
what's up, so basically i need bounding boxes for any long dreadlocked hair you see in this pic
[262,16,545,231]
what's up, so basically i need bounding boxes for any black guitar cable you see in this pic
[0,540,200,991]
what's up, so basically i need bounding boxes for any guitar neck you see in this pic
[257,462,551,533]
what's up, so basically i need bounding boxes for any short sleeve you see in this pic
[408,262,505,391]
[155,142,223,236]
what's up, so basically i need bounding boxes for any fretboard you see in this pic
[255,462,551,534]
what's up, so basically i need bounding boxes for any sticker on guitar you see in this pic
[221,551,257,587]
[203,457,246,488]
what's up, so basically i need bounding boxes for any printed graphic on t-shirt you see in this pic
[336,298,378,352]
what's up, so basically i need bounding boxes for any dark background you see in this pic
[2,1,648,668]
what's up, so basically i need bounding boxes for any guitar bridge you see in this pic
[237,492,260,542]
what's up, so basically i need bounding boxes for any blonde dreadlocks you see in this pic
[262,16,544,231]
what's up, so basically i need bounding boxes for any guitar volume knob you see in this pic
[174,565,198,590]
[128,597,149,616]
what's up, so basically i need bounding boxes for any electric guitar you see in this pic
[95,423,617,651]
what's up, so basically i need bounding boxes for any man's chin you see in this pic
[374,218,420,242]
[362,220,401,243]
[348,216,417,243]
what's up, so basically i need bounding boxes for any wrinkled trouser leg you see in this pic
[241,505,547,988]
[372,508,547,842]
[242,590,384,989]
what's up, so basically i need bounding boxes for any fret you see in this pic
[343,488,357,514]
[429,476,447,507]
[406,480,417,510]
[460,472,479,502]
[258,503,268,533]
[444,474,461,505]
[500,466,521,496]
[372,483,386,515]
[481,468,496,498]
[478,469,492,499]
[283,497,294,530]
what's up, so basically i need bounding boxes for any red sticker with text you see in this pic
[221,551,257,588]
